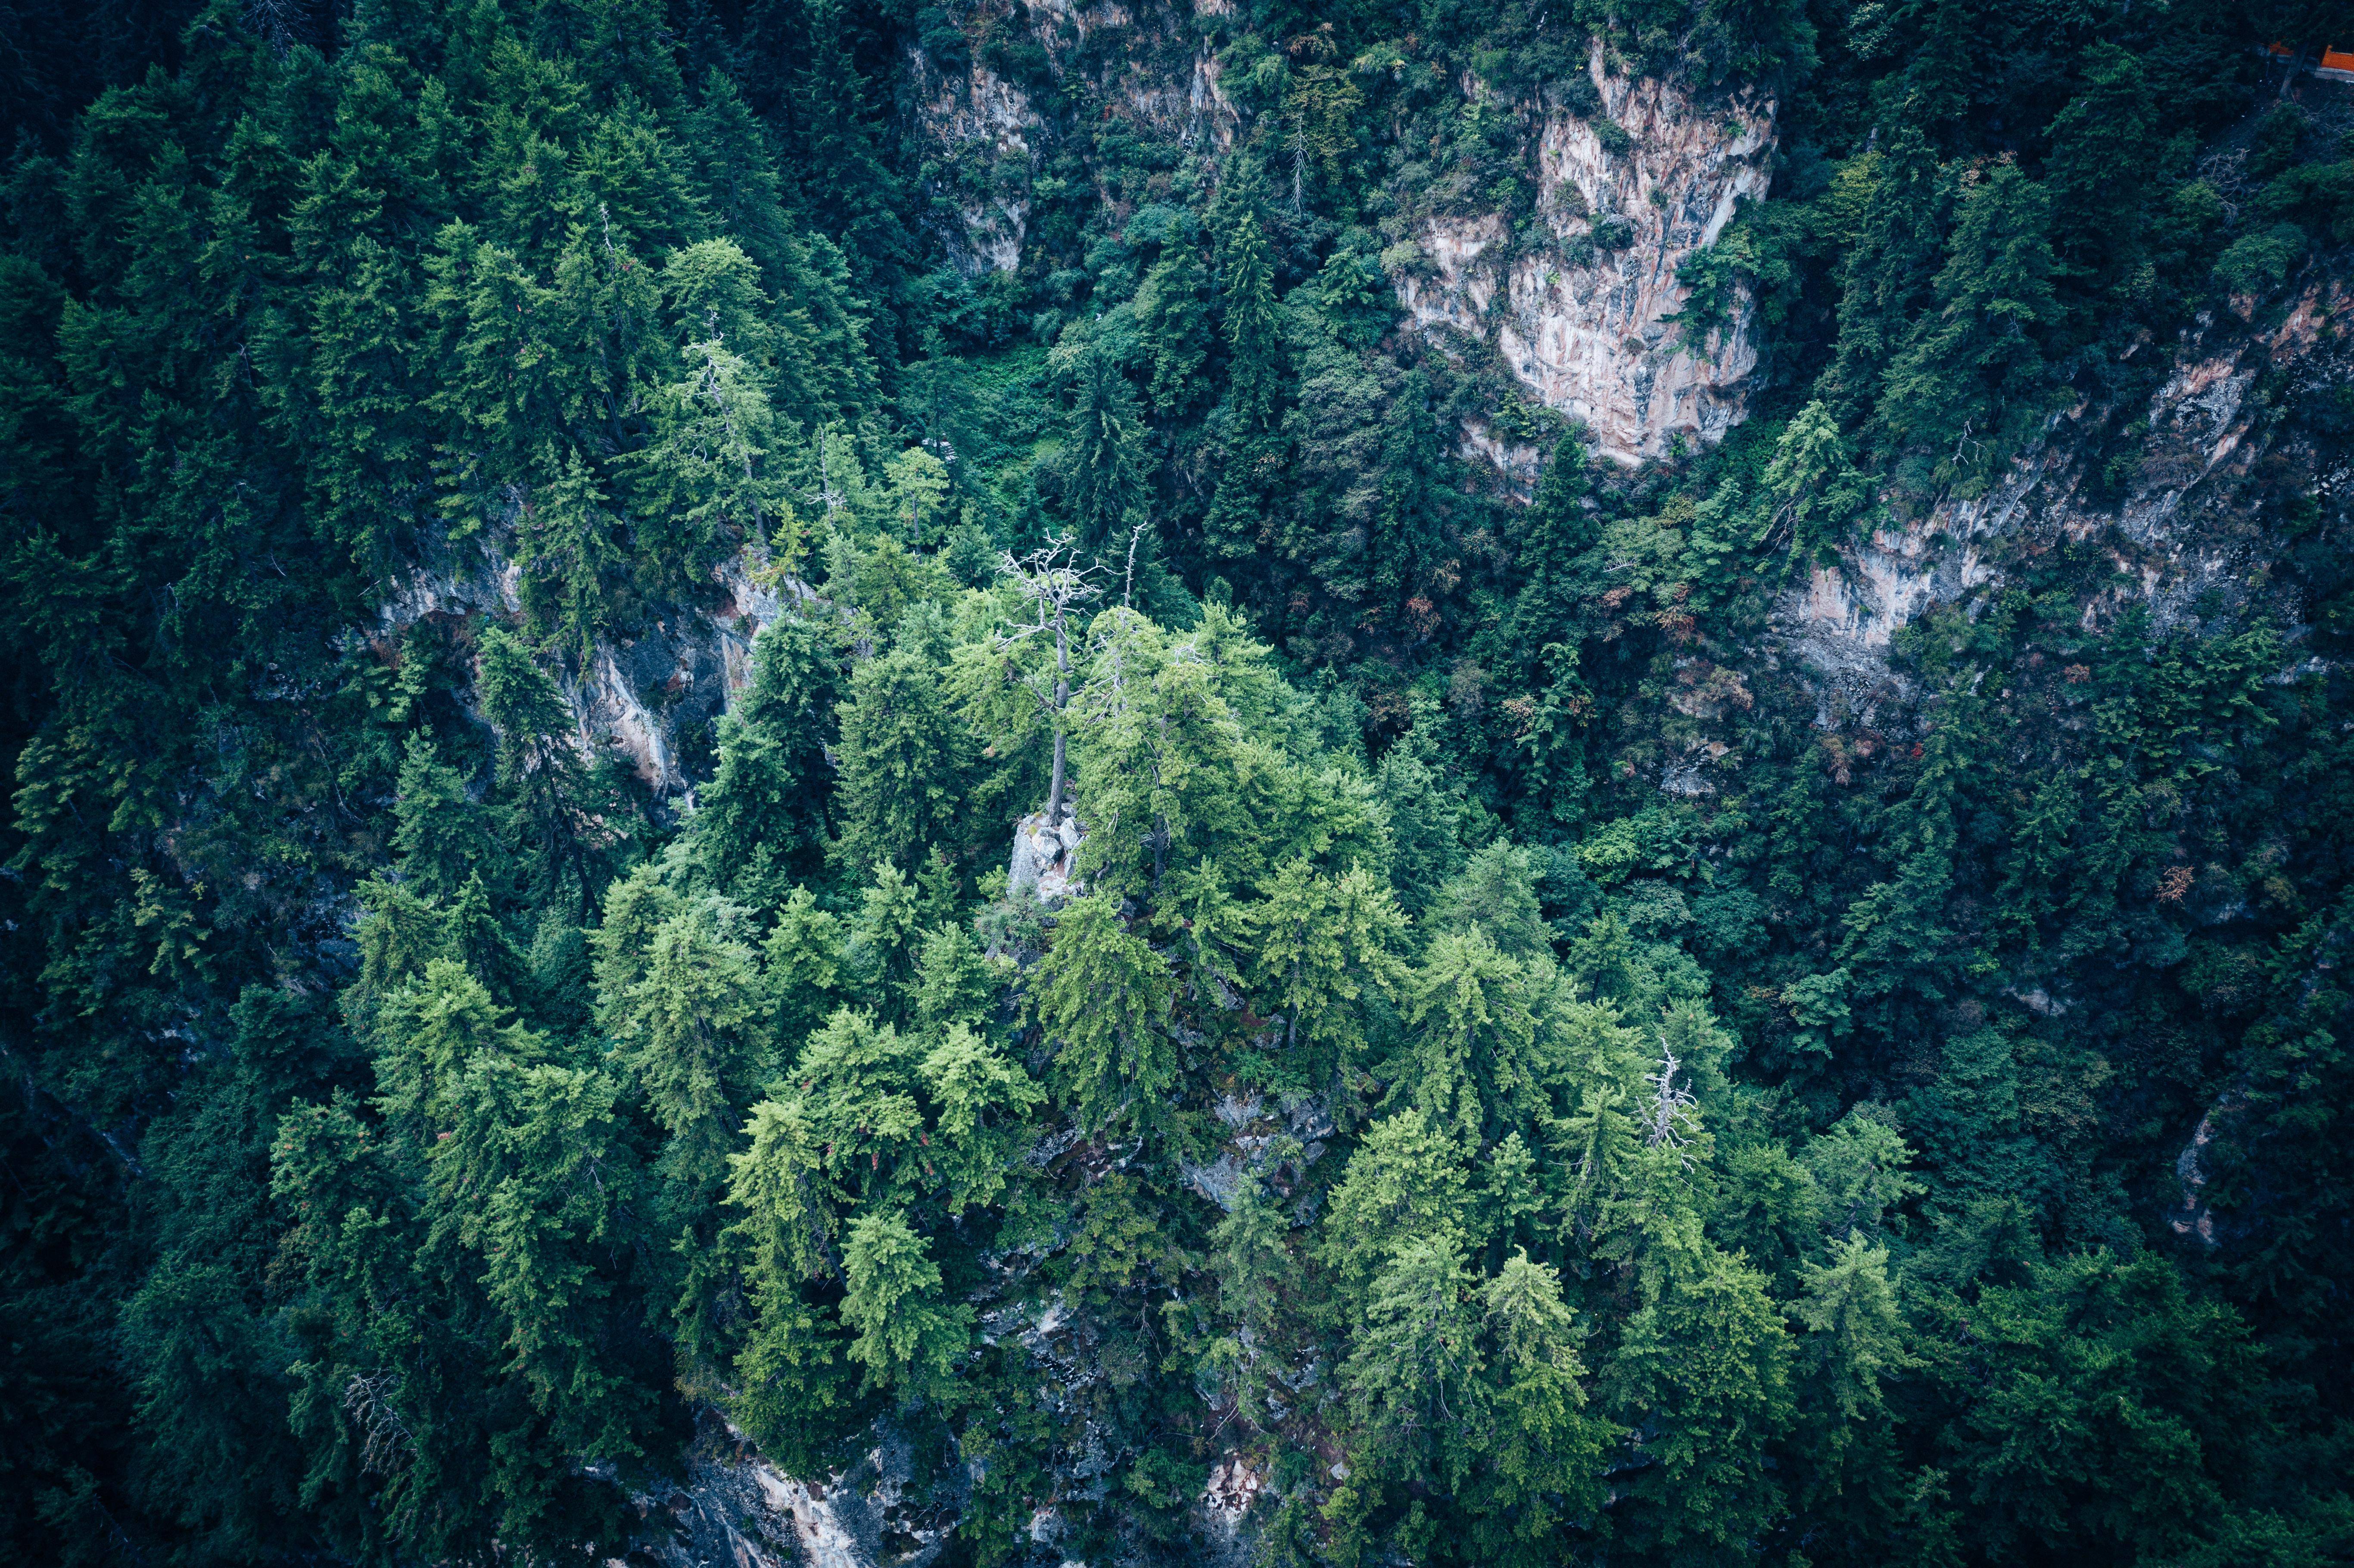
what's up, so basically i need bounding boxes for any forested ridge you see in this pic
[3,0,2354,1564]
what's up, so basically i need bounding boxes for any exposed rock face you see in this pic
[1007,808,1084,902]
[917,56,1043,274]
[915,15,1765,467]
[2171,1106,2226,1246]
[915,1,1239,274]
[629,37,2341,1568]
[1400,43,1775,464]
[1783,280,2352,709]
[369,536,794,798]
[1179,1089,1330,1217]
[634,1417,952,1568]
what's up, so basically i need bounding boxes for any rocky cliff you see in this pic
[915,0,1241,277]
[369,535,793,800]
[1400,42,1775,464]
[632,1418,954,1568]
[1782,280,2348,719]
[610,32,2346,1568]
[917,11,1770,468]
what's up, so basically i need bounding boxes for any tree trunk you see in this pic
[1045,613,1074,822]
[1047,727,1068,824]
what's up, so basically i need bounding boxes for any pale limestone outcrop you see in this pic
[1400,42,1775,464]
[1769,275,2351,746]
[632,1418,949,1568]
[915,2,1239,275]
[913,13,1766,461]
[1007,808,1084,903]
[1785,280,2352,679]
[916,58,1043,275]
[1013,0,1240,149]
[367,538,797,798]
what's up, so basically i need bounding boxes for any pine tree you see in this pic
[1340,1231,1481,1472]
[606,896,770,1195]
[761,886,846,1049]
[843,858,927,1015]
[1373,367,1451,610]
[1459,1252,1612,1559]
[444,870,529,1004]
[755,0,918,380]
[1429,843,1551,962]
[1598,1243,1794,1555]
[1401,929,1542,1149]
[1204,210,1288,561]
[1242,859,1407,1092]
[518,443,626,668]
[1822,125,1948,427]
[839,1209,971,1400]
[831,643,971,878]
[1204,1170,1292,1420]
[1875,161,2060,475]
[1373,724,1466,916]
[1028,894,1175,1135]
[392,731,501,903]
[1219,215,1285,432]
[631,329,791,576]
[724,1098,859,1468]
[918,1022,1045,1211]
[691,613,837,902]
[1793,1235,1912,1420]
[2041,44,2158,305]
[1064,344,1150,551]
[1134,243,1215,418]
[476,625,633,921]
[1761,400,1872,561]
[372,956,544,1137]
[1318,1110,1475,1305]
[912,921,999,1033]
[1520,436,1594,578]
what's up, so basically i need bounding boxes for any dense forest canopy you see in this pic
[3,0,2353,1564]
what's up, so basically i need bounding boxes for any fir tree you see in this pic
[392,731,501,903]
[476,625,633,922]
[692,613,837,902]
[830,643,971,878]
[1875,160,2060,476]
[1064,343,1150,551]
[1028,894,1176,1135]
[1822,125,1948,427]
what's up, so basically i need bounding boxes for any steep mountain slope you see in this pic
[4,3,2353,1568]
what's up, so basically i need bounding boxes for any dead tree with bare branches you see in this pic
[995,537,1105,826]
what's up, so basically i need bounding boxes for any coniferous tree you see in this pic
[605,896,769,1197]
[5,6,2353,1563]
[1205,209,1288,561]
[1219,213,1284,435]
[2042,44,2160,307]
[392,731,501,903]
[839,1208,971,1399]
[693,613,837,902]
[1340,1230,1482,1474]
[1460,1253,1612,1561]
[1029,893,1176,1135]
[1064,343,1150,551]
[1822,124,1948,428]
[1875,160,2060,473]
[1373,367,1451,612]
[1134,242,1216,418]
[831,641,971,879]
[477,625,634,921]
